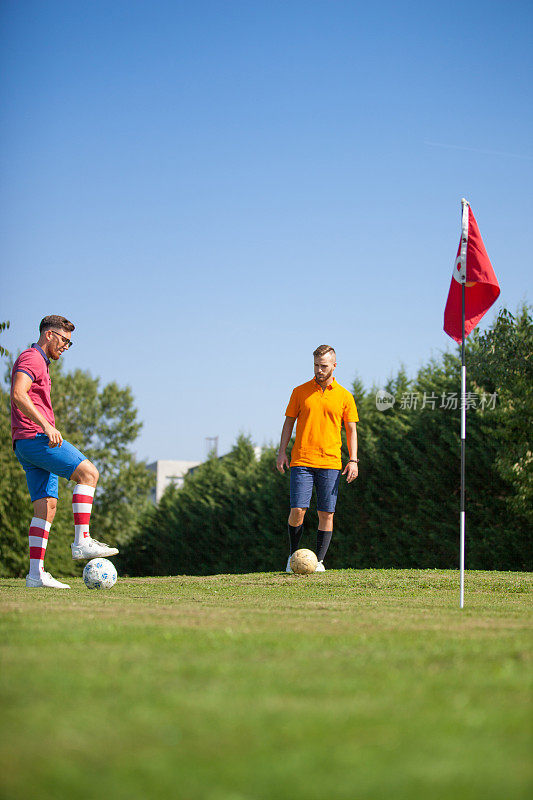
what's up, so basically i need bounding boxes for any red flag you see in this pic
[444,200,500,342]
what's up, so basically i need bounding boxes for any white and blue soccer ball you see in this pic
[83,558,117,590]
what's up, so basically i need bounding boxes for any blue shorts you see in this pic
[290,466,341,513]
[15,434,87,502]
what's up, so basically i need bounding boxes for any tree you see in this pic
[123,314,531,576]
[469,305,533,525]
[340,351,521,570]
[0,353,154,577]
[122,436,290,576]
[49,362,154,548]
[0,321,9,357]
[0,322,29,576]
[0,387,32,577]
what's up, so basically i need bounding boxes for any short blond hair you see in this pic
[313,344,336,359]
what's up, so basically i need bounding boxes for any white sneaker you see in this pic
[71,538,119,560]
[314,561,325,572]
[286,556,293,573]
[26,571,71,589]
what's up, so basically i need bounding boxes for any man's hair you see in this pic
[39,315,75,334]
[313,344,336,359]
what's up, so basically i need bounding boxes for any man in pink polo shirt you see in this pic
[11,315,118,588]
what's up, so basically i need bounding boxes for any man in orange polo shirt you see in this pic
[276,344,359,572]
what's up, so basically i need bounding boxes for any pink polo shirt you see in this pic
[11,344,55,446]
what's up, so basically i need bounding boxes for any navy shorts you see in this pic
[15,434,87,501]
[290,466,341,513]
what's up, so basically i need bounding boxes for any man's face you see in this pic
[314,352,336,385]
[46,328,72,360]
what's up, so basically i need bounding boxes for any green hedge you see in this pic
[122,331,532,575]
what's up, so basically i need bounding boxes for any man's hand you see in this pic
[277,452,290,473]
[342,461,359,483]
[43,424,63,448]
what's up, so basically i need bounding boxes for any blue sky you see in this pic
[1,0,531,462]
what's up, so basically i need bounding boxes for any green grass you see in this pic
[1,569,531,800]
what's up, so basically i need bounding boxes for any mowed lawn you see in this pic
[1,569,531,800]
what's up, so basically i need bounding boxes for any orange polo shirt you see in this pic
[285,378,358,469]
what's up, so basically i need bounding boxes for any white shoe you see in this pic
[286,556,293,573]
[314,561,325,572]
[71,538,119,560]
[26,571,71,588]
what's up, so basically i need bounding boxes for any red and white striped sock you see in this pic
[73,484,95,545]
[28,517,51,577]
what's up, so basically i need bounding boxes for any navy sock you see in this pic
[288,524,303,554]
[316,530,332,562]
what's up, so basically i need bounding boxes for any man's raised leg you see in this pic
[70,459,119,560]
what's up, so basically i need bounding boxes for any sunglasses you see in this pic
[49,330,73,349]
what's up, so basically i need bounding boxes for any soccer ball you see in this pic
[83,558,117,590]
[290,548,318,575]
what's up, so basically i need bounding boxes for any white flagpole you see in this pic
[460,285,466,608]
[458,198,469,609]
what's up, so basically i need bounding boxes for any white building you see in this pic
[147,460,201,504]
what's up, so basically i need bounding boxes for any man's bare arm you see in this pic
[11,372,63,447]
[342,421,358,482]
[276,416,296,473]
